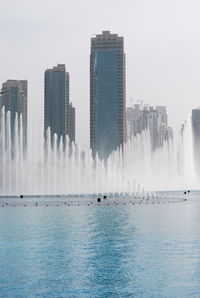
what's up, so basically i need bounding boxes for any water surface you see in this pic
[0,198,200,297]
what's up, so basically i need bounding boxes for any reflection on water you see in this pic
[0,200,200,297]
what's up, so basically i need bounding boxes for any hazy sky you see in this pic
[1,0,200,149]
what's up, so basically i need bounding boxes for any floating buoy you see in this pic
[97,198,101,203]
[20,195,23,199]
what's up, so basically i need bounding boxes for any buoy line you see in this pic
[0,198,187,208]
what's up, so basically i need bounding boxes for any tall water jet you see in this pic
[0,108,199,196]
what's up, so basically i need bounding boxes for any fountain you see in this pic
[0,107,198,196]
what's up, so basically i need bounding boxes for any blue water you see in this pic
[0,199,200,297]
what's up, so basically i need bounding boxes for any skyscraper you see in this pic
[0,80,28,151]
[69,103,75,143]
[90,31,126,159]
[44,64,70,143]
[192,108,200,175]
[126,104,172,150]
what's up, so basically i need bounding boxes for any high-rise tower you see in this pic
[44,64,70,143]
[90,31,126,159]
[0,80,28,151]
[192,108,200,176]
[69,103,75,143]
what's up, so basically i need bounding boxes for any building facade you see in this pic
[44,64,70,143]
[90,31,126,159]
[69,103,75,143]
[0,80,28,151]
[192,108,200,175]
[127,104,172,150]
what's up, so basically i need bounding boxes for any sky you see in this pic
[1,0,200,149]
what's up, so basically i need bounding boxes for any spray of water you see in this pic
[0,108,198,196]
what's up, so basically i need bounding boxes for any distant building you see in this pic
[192,108,200,174]
[0,80,28,151]
[90,31,126,159]
[44,64,70,144]
[192,108,200,138]
[0,95,2,109]
[69,103,75,143]
[127,104,172,150]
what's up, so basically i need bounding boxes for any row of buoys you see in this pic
[0,197,186,208]
[17,193,190,201]
[0,191,192,201]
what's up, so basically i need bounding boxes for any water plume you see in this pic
[0,108,198,196]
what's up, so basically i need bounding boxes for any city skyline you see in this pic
[1,0,200,150]
[0,30,173,156]
[0,67,197,152]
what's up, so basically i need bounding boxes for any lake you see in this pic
[0,195,200,297]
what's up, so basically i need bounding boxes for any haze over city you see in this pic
[1,0,200,149]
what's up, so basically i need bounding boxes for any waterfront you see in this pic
[0,196,200,297]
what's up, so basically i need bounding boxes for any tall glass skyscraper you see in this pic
[90,31,126,159]
[44,64,70,143]
[0,80,28,151]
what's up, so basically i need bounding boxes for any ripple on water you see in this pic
[0,198,200,297]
